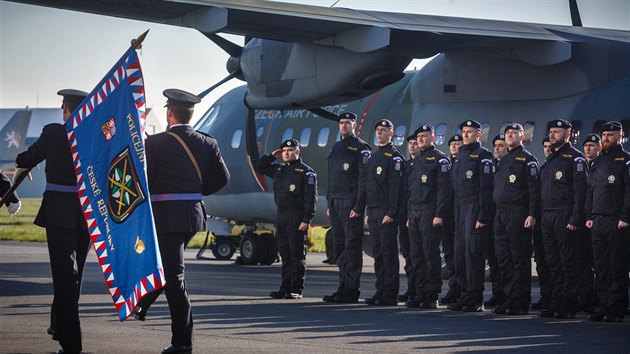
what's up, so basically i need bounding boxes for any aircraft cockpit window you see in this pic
[435,123,447,145]
[480,122,490,146]
[299,128,311,147]
[256,126,264,138]
[393,125,407,147]
[336,131,341,142]
[281,128,294,143]
[231,129,242,149]
[317,127,330,147]
[194,105,219,134]
[523,121,535,145]
[570,120,582,145]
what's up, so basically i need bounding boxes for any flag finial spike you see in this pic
[131,30,150,50]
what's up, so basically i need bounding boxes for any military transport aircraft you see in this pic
[6,0,630,263]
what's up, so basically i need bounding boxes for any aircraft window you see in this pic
[317,127,330,147]
[523,121,535,145]
[435,123,447,146]
[592,120,606,135]
[570,120,582,145]
[500,122,512,135]
[299,128,311,147]
[231,129,242,149]
[393,125,406,147]
[194,105,220,133]
[336,130,341,142]
[373,132,378,146]
[621,120,630,144]
[480,122,490,146]
[256,126,264,137]
[281,128,294,142]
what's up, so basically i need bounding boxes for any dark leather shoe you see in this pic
[604,313,624,322]
[334,294,359,304]
[447,303,463,311]
[506,307,529,316]
[48,326,59,341]
[553,311,574,319]
[462,304,484,312]
[492,304,508,314]
[269,291,286,299]
[375,298,398,306]
[587,312,605,321]
[440,291,459,305]
[539,309,555,318]
[365,296,378,305]
[405,297,422,308]
[162,345,192,354]
[131,306,146,321]
[420,300,439,309]
[322,293,337,302]
[483,295,504,307]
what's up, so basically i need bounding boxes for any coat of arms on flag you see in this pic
[65,46,164,321]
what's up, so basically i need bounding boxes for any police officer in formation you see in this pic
[359,119,405,306]
[405,124,451,309]
[323,112,371,303]
[539,119,587,319]
[492,124,540,315]
[257,138,317,300]
[585,122,630,322]
[16,89,91,354]
[449,120,494,312]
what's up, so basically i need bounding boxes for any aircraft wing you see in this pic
[9,0,630,59]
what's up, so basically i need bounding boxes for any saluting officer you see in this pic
[440,134,462,305]
[585,121,630,322]
[1,170,21,215]
[16,89,91,354]
[449,120,494,312]
[492,123,541,315]
[405,124,451,309]
[539,119,587,319]
[323,112,371,304]
[257,139,317,300]
[359,119,405,306]
[136,89,230,354]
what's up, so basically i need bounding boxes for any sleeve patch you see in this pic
[361,150,371,164]
[393,156,403,171]
[481,158,493,174]
[527,161,539,176]
[306,171,316,185]
[626,160,630,176]
[575,157,585,172]
[439,158,451,172]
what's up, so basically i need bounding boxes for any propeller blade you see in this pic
[197,70,241,99]
[569,0,582,27]
[204,33,242,57]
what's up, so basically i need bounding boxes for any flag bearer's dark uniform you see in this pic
[539,119,587,318]
[585,122,630,322]
[405,125,451,308]
[16,89,90,354]
[325,112,371,302]
[359,119,405,305]
[492,124,541,314]
[257,139,317,298]
[449,120,494,312]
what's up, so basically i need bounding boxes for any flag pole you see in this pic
[131,30,150,50]
[0,168,32,208]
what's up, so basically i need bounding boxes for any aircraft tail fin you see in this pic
[0,110,32,162]
[569,0,583,27]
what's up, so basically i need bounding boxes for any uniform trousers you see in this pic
[494,210,532,309]
[541,209,579,312]
[329,198,363,297]
[398,221,416,297]
[576,228,596,308]
[441,213,459,296]
[486,220,503,298]
[408,209,442,300]
[532,223,552,302]
[276,209,307,294]
[46,227,90,353]
[453,201,487,305]
[367,207,400,300]
[591,215,630,314]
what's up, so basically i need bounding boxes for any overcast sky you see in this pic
[1,0,628,125]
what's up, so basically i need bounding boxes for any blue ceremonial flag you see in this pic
[65,46,164,321]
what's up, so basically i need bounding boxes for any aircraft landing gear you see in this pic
[237,230,278,265]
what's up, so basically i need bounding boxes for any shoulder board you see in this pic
[384,152,393,157]
[515,157,526,161]
[294,168,304,173]
[614,157,625,161]
[426,156,436,161]
[469,154,479,158]
[347,146,358,151]
[562,154,573,158]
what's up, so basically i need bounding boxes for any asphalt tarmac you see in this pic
[0,240,628,353]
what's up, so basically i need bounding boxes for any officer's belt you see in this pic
[46,183,78,193]
[150,193,202,202]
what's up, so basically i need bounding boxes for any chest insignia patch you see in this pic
[466,170,473,179]
[421,174,427,183]
[555,171,563,180]
[376,166,383,175]
[343,163,349,171]
[289,184,296,192]
[509,174,516,183]
[608,175,616,184]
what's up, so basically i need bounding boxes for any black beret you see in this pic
[600,121,623,133]
[542,137,550,145]
[406,134,417,142]
[414,124,434,135]
[375,119,393,130]
[504,123,524,134]
[279,139,299,149]
[163,88,201,108]
[582,133,601,145]
[458,120,482,131]
[57,89,88,105]
[338,112,357,121]
[547,119,572,131]
[492,134,506,146]
[448,134,462,145]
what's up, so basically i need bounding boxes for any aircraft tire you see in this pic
[239,233,262,265]
[259,233,278,265]
[212,237,236,260]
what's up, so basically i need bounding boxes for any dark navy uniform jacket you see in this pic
[358,143,405,218]
[540,142,587,226]
[146,125,230,233]
[257,155,317,224]
[406,145,452,218]
[585,144,630,223]
[451,141,494,224]
[326,134,371,209]
[493,145,541,217]
[16,123,85,229]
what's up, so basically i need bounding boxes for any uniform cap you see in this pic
[542,137,550,145]
[279,139,299,149]
[547,119,572,131]
[163,88,201,108]
[414,124,434,135]
[504,123,524,134]
[600,121,623,133]
[374,119,393,130]
[492,134,506,146]
[57,89,88,105]
[338,112,357,121]
[448,134,462,145]
[406,134,417,142]
[458,120,481,131]
[582,133,601,145]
